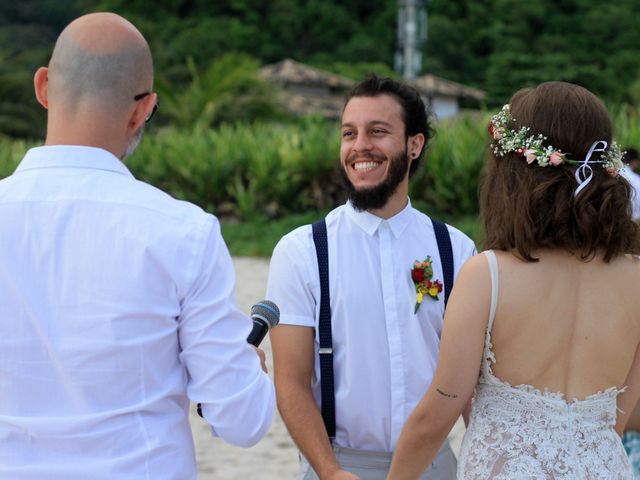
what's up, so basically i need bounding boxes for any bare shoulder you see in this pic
[449,252,493,309]
[445,251,493,334]
[457,250,493,283]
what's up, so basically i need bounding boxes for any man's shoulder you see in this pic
[122,178,213,227]
[411,208,473,241]
[408,208,476,261]
[276,223,312,248]
[444,220,475,247]
[275,205,346,248]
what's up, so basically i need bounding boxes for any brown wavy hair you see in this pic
[480,81,640,262]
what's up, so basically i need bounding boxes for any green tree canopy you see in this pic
[1,0,639,138]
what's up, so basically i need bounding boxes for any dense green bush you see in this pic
[126,117,344,220]
[0,138,29,177]
[155,53,284,130]
[2,108,638,223]
[411,112,487,217]
[124,114,490,220]
[612,105,640,151]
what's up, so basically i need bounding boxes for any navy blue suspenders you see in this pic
[311,219,336,439]
[311,216,454,440]
[431,218,454,306]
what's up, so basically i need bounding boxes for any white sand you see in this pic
[191,257,465,479]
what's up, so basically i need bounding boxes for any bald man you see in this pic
[0,13,274,479]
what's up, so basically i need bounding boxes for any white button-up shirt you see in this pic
[0,146,274,479]
[267,201,475,452]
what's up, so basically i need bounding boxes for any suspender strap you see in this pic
[431,218,454,307]
[311,217,452,438]
[312,219,336,439]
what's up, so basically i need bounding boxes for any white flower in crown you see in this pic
[488,104,625,177]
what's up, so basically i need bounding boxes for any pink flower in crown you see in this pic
[524,149,537,164]
[607,167,618,177]
[488,123,502,140]
[549,152,564,166]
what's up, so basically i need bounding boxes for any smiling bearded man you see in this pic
[266,75,477,480]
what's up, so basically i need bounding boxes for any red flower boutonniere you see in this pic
[411,256,443,314]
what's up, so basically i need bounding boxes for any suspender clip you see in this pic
[319,347,333,355]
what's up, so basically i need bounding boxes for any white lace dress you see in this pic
[457,250,633,479]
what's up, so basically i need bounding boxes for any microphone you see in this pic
[197,300,280,418]
[246,300,280,346]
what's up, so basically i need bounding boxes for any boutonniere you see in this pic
[411,257,443,313]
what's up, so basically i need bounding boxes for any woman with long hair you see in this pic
[388,81,640,479]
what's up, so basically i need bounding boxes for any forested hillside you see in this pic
[1,0,639,138]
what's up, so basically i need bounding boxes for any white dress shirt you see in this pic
[266,201,476,452]
[621,166,640,221]
[0,146,274,479]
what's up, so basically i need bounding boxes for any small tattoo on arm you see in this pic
[436,388,458,399]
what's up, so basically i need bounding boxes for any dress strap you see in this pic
[484,250,499,334]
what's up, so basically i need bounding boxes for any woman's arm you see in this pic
[388,253,493,480]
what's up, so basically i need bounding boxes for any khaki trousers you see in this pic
[299,441,456,480]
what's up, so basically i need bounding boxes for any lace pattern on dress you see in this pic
[457,250,632,479]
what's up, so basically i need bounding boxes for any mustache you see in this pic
[346,151,387,164]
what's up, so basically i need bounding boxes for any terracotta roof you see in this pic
[270,90,345,119]
[412,74,485,101]
[260,59,354,90]
[260,59,485,117]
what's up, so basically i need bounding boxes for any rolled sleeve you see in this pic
[178,216,275,447]
[266,229,317,328]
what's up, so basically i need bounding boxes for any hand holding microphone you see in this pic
[197,300,279,418]
[246,300,280,346]
[247,300,280,373]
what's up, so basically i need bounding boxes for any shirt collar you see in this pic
[15,145,134,179]
[345,198,413,239]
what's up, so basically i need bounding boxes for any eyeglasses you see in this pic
[133,92,159,123]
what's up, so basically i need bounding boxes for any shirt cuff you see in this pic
[278,314,315,328]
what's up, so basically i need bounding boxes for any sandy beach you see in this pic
[191,256,465,479]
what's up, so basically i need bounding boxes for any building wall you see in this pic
[429,96,459,119]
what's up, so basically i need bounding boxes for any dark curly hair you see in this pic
[344,74,433,177]
[480,81,640,262]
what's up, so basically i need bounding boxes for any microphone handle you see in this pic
[246,319,269,346]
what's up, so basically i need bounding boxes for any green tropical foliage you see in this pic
[3,0,640,141]
[0,137,31,177]
[410,113,487,217]
[4,108,639,222]
[425,0,640,104]
[122,117,343,220]
[155,53,283,130]
[0,1,89,138]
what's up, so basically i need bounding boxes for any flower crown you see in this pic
[489,104,624,177]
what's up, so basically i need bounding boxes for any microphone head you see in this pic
[250,300,280,329]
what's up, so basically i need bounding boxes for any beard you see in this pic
[340,148,409,212]
[121,124,145,160]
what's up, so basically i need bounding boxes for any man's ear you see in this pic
[34,67,49,109]
[128,92,157,135]
[408,133,426,161]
